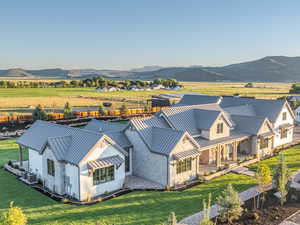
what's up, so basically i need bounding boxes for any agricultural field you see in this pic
[0,82,293,112]
[1,139,300,225]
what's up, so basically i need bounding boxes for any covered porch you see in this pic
[198,136,254,175]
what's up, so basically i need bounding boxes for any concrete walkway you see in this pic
[180,185,272,225]
[124,175,165,190]
[231,166,256,177]
[280,210,300,225]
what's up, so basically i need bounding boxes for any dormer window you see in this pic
[282,112,287,121]
[217,123,223,134]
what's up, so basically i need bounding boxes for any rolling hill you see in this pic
[1,56,300,81]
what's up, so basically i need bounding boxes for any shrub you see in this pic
[164,212,178,225]
[217,184,243,224]
[255,163,272,208]
[0,201,27,225]
[32,104,47,121]
[63,102,73,118]
[200,193,214,225]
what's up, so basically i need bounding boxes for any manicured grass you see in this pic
[249,145,300,173]
[0,139,255,225]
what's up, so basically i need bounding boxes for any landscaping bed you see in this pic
[216,190,300,225]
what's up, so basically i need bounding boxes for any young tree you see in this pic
[0,201,27,225]
[200,193,214,225]
[255,163,272,208]
[216,184,243,224]
[63,102,73,118]
[120,104,129,117]
[32,104,47,121]
[273,152,291,205]
[165,212,178,225]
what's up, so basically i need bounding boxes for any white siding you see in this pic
[273,105,294,147]
[79,141,126,201]
[125,128,168,186]
[28,149,43,179]
[295,107,300,123]
[65,163,79,200]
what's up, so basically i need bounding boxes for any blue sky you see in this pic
[0,0,300,70]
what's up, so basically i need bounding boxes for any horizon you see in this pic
[1,1,300,70]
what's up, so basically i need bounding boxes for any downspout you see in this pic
[77,165,81,201]
[166,155,169,188]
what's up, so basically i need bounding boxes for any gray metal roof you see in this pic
[230,115,269,135]
[173,149,201,160]
[175,94,222,106]
[220,97,287,122]
[17,120,126,165]
[87,155,124,170]
[85,119,127,132]
[84,119,131,148]
[131,117,194,155]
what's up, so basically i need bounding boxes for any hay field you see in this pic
[0,82,292,109]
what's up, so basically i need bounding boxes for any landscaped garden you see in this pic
[1,139,300,225]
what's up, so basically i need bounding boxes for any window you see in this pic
[124,148,130,172]
[176,158,192,174]
[259,137,268,149]
[282,112,287,121]
[217,123,223,134]
[281,128,288,139]
[93,166,114,185]
[47,159,55,176]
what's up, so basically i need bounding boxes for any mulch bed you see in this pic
[216,190,300,225]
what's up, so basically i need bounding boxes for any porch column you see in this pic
[216,146,221,167]
[233,141,238,161]
[19,145,23,167]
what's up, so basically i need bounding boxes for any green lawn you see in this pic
[2,140,300,225]
[0,139,256,225]
[249,145,300,173]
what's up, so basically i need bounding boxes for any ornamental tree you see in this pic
[273,152,291,205]
[0,202,27,225]
[217,184,243,224]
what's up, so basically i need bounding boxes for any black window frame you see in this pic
[176,158,192,174]
[281,128,288,139]
[282,112,287,121]
[93,165,115,185]
[47,159,55,176]
[259,137,268,149]
[216,123,224,134]
[124,147,130,173]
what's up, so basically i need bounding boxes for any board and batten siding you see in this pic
[28,148,43,179]
[42,147,65,195]
[125,128,168,186]
[169,137,199,186]
[79,141,126,201]
[273,105,294,147]
[65,163,80,200]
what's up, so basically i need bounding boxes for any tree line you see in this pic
[0,77,180,89]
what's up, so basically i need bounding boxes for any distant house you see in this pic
[96,87,120,92]
[244,83,254,88]
[151,84,165,90]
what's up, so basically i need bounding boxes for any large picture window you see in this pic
[259,137,268,149]
[93,166,114,185]
[217,123,223,134]
[47,159,55,176]
[176,158,192,174]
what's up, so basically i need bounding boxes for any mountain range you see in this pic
[1,56,300,82]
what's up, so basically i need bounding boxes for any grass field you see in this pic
[1,139,300,225]
[0,82,293,109]
[0,139,256,225]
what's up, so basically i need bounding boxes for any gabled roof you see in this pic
[230,115,272,135]
[85,119,127,132]
[175,94,222,106]
[220,97,289,122]
[159,104,232,136]
[84,119,131,148]
[17,120,126,165]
